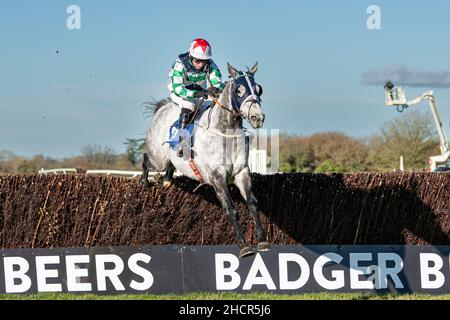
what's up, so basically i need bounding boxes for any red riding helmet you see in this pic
[189,38,212,60]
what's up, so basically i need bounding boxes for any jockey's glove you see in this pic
[207,87,221,98]
[193,90,209,99]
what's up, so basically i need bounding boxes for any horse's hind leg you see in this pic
[140,153,150,187]
[163,161,176,188]
[210,175,256,258]
[234,168,270,252]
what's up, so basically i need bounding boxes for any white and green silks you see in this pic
[167,53,225,100]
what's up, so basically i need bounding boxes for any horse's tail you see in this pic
[141,98,172,119]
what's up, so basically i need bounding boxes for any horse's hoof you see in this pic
[140,178,149,187]
[257,242,271,252]
[239,246,256,259]
[163,181,172,188]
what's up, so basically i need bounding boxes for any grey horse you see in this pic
[142,62,269,258]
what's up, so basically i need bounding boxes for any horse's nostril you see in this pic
[251,116,257,122]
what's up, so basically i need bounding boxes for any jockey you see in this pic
[167,38,225,157]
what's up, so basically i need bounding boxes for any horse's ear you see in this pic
[227,63,239,78]
[248,62,258,75]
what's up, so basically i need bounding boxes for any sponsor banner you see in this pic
[0,245,449,294]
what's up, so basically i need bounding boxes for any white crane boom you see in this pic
[384,84,449,171]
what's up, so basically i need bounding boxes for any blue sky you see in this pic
[1,0,450,158]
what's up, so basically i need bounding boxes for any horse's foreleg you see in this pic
[234,168,269,251]
[210,176,255,258]
[212,181,245,246]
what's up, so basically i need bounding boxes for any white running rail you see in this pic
[85,170,143,178]
[39,149,268,179]
[39,168,166,180]
[38,168,77,174]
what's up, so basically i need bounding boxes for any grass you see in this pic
[0,292,449,300]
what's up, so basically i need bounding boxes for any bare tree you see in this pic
[367,110,440,171]
[80,144,118,167]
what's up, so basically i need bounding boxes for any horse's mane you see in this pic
[141,98,171,119]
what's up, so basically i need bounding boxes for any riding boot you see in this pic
[177,109,190,157]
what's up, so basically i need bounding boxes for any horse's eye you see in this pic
[254,84,263,96]
[236,85,246,97]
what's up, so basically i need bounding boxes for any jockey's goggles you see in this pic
[192,58,209,64]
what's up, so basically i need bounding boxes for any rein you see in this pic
[206,66,240,117]
[210,93,258,123]
[210,96,238,116]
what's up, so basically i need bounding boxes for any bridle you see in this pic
[208,72,261,120]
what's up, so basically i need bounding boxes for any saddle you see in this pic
[163,103,213,150]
